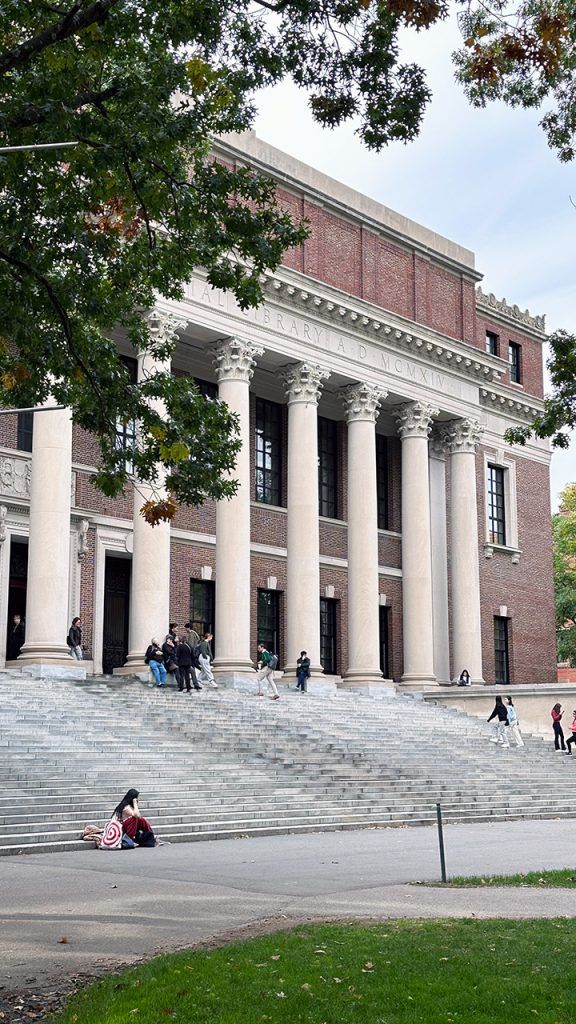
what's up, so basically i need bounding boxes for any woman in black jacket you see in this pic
[162,635,180,689]
[488,695,510,748]
[175,634,202,693]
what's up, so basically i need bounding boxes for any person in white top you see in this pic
[505,696,524,747]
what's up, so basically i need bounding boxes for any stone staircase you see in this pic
[0,674,572,855]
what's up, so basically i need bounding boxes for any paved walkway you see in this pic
[2,818,576,992]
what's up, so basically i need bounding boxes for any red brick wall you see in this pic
[476,449,556,684]
[476,314,544,398]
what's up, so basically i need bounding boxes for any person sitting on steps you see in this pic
[112,789,157,847]
[145,638,166,687]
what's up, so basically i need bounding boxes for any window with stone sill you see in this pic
[509,341,522,384]
[318,416,339,519]
[487,464,506,546]
[115,356,137,473]
[255,397,283,507]
[485,330,499,357]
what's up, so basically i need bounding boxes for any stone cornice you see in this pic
[262,269,508,387]
[479,388,543,422]
[476,287,546,339]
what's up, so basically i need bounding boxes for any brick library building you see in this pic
[0,132,556,691]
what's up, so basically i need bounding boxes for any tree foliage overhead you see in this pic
[553,485,576,666]
[1,1,575,519]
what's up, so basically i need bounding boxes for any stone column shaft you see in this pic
[340,382,387,687]
[396,401,439,688]
[282,362,329,675]
[443,418,485,683]
[429,437,450,684]
[212,337,263,677]
[19,400,73,669]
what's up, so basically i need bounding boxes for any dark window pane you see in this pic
[255,399,282,506]
[195,378,218,400]
[115,356,138,472]
[379,605,390,678]
[509,342,522,384]
[320,597,337,674]
[189,580,215,650]
[487,465,506,545]
[17,411,33,453]
[485,331,499,356]
[257,589,280,665]
[318,417,338,518]
[376,434,389,531]
[494,616,510,685]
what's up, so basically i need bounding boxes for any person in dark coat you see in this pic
[551,703,566,751]
[488,695,510,747]
[175,632,202,693]
[7,614,25,660]
[296,651,311,692]
[162,635,180,689]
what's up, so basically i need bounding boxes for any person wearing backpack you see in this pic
[145,638,166,687]
[174,631,202,692]
[67,616,83,660]
[256,643,280,699]
[197,632,218,689]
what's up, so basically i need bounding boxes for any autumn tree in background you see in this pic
[553,485,576,666]
[1,1,576,518]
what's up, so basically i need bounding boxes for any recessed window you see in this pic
[17,411,33,453]
[509,342,522,384]
[487,465,506,545]
[257,589,281,665]
[485,331,499,357]
[379,605,390,679]
[318,417,339,519]
[195,377,218,400]
[494,616,510,685]
[376,434,389,531]
[189,579,215,648]
[255,398,282,506]
[320,597,338,675]
[115,356,138,472]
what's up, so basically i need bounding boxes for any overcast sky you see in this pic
[254,14,576,512]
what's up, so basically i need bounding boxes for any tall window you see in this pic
[189,580,215,647]
[509,342,522,384]
[485,331,499,356]
[320,597,337,674]
[318,417,338,518]
[255,398,282,506]
[257,589,280,662]
[17,411,33,453]
[487,465,506,545]
[494,616,510,685]
[116,356,137,471]
[195,377,218,400]
[376,434,389,530]
[379,605,390,679]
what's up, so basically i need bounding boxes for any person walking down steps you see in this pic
[67,617,83,661]
[488,695,510,747]
[197,632,218,689]
[551,703,566,751]
[256,643,279,699]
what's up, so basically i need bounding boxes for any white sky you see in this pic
[254,14,576,511]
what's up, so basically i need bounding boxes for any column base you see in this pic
[7,657,86,681]
[214,670,258,692]
[342,676,396,697]
[399,673,438,693]
[114,663,150,682]
[213,658,255,674]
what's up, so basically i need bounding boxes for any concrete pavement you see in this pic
[2,818,576,991]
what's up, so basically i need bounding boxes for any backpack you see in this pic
[191,643,202,667]
[144,644,153,665]
[268,653,278,671]
[66,631,73,648]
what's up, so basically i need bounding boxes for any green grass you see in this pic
[52,920,576,1024]
[447,868,576,887]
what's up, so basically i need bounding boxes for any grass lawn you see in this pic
[447,868,576,887]
[52,920,575,1024]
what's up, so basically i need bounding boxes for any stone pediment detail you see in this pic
[263,273,506,386]
[476,287,545,336]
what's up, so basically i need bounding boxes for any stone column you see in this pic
[282,362,329,676]
[442,417,485,683]
[395,401,439,689]
[340,382,389,689]
[429,432,451,684]
[212,336,263,682]
[121,312,185,674]
[18,399,75,674]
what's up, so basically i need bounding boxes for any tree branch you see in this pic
[1,83,122,131]
[0,0,121,75]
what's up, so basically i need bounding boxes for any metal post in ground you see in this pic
[436,801,447,882]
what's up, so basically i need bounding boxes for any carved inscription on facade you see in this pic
[188,280,462,397]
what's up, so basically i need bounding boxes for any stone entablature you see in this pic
[476,287,546,339]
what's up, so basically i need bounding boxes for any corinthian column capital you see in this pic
[147,309,189,349]
[211,337,264,383]
[440,417,484,454]
[339,382,387,423]
[281,361,330,405]
[395,401,439,440]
